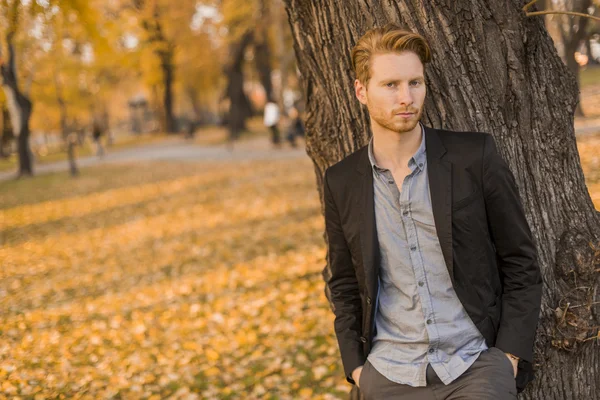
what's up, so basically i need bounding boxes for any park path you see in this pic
[0,136,309,182]
[2,120,600,182]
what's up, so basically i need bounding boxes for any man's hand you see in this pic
[352,365,364,387]
[505,353,519,378]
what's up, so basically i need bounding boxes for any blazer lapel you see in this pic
[354,127,455,290]
[425,126,455,285]
[356,148,379,294]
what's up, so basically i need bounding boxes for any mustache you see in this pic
[392,109,418,114]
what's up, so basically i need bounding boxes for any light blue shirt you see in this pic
[366,124,488,386]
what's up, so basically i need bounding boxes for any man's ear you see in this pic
[354,79,368,105]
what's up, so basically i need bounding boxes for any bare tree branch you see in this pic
[526,10,600,21]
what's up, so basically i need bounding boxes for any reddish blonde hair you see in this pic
[351,24,432,85]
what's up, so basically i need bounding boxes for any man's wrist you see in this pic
[352,365,363,382]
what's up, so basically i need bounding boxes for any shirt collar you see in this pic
[368,122,427,172]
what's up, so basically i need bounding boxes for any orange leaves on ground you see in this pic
[0,159,347,399]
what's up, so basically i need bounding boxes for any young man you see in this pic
[324,24,542,399]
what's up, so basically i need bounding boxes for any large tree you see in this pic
[283,1,600,399]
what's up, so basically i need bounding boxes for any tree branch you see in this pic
[523,0,539,12]
[526,10,600,22]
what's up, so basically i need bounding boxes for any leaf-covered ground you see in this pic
[1,136,599,400]
[0,159,347,400]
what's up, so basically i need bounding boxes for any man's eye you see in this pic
[386,82,395,88]
[410,81,421,87]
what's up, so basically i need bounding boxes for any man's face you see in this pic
[354,51,426,133]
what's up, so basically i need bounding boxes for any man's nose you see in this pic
[397,84,413,106]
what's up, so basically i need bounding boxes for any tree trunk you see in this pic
[1,33,33,178]
[255,0,275,103]
[67,133,79,177]
[0,103,14,158]
[564,42,586,117]
[54,73,78,176]
[224,31,254,139]
[159,49,176,133]
[283,1,600,399]
[137,0,177,134]
[54,72,68,138]
[255,38,275,103]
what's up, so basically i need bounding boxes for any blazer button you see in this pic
[360,336,367,343]
[366,297,372,305]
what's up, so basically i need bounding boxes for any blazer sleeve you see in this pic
[323,169,366,384]
[482,134,543,363]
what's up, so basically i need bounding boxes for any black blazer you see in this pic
[323,125,543,393]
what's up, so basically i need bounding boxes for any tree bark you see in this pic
[564,42,586,116]
[283,1,600,399]
[1,32,33,178]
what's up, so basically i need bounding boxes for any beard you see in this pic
[367,101,423,134]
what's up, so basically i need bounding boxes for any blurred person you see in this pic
[324,24,542,400]
[263,101,281,147]
[285,106,305,148]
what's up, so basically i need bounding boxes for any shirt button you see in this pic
[426,319,432,325]
[388,180,394,184]
[410,245,417,251]
[366,297,372,305]
[418,281,424,287]
[402,210,408,216]
[419,163,423,168]
[360,336,367,343]
[429,348,435,354]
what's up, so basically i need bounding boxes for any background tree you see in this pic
[584,2,599,64]
[554,0,595,116]
[219,0,296,140]
[0,3,34,177]
[283,1,600,399]
[126,0,191,133]
[0,0,101,177]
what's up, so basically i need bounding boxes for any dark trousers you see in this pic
[358,347,518,400]
[269,125,281,145]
